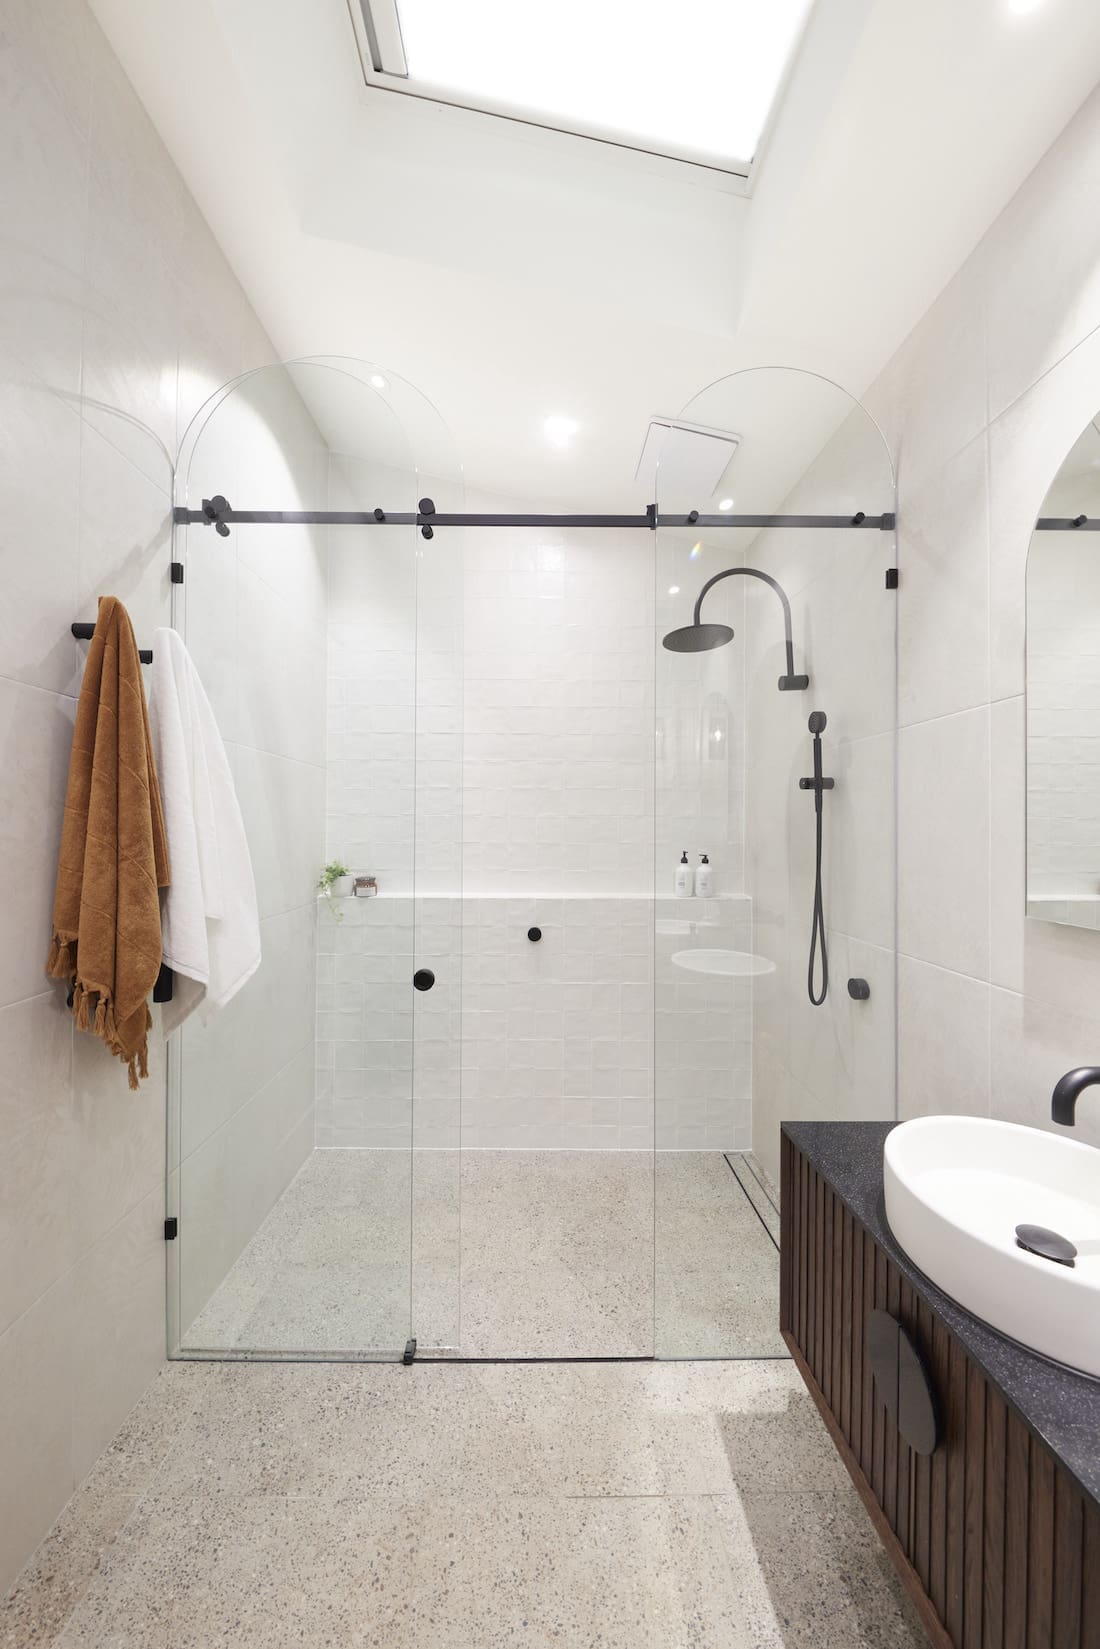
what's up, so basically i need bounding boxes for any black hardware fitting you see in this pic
[164,1217,178,1241]
[413,968,435,992]
[879,512,896,531]
[866,1308,940,1456]
[402,1338,417,1365]
[373,507,385,522]
[202,495,232,537]
[885,568,899,590]
[528,927,542,942]
[170,561,184,585]
[72,623,152,665]
[687,509,699,523]
[420,524,434,540]
[851,510,866,525]
[778,673,810,692]
[646,503,657,530]
[847,977,871,1001]
[1015,1223,1077,1267]
[1072,514,1088,527]
[153,964,174,1003]
[418,497,435,516]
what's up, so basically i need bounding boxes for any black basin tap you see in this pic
[1051,1067,1100,1126]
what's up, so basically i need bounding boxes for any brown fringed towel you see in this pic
[47,596,170,1087]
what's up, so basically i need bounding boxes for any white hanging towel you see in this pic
[150,628,260,1033]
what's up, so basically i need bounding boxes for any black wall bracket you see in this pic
[402,1338,417,1366]
[164,1217,178,1241]
[72,622,152,665]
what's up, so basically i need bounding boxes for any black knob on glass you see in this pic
[412,969,435,992]
[528,927,542,942]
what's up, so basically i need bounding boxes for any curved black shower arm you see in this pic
[693,566,808,690]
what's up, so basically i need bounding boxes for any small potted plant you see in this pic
[317,859,352,918]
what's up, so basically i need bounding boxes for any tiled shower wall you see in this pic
[320,494,752,1149]
[0,0,314,1595]
[743,411,899,1187]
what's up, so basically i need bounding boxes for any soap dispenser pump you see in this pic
[695,854,713,898]
[674,850,692,898]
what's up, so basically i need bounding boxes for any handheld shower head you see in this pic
[808,711,827,736]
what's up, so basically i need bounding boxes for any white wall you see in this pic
[0,0,298,1595]
[858,86,1100,1152]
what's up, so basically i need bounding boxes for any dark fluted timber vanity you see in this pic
[781,1121,1100,1649]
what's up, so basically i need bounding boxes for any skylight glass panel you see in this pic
[357,0,815,171]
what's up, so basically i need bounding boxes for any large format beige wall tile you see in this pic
[898,707,990,979]
[0,994,73,1338]
[0,1277,75,1596]
[70,1185,167,1483]
[0,679,75,1006]
[898,956,991,1121]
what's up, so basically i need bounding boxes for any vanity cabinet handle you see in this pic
[866,1309,940,1456]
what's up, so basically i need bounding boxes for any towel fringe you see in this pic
[46,933,76,980]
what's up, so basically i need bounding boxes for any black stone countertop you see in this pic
[783,1119,1100,1509]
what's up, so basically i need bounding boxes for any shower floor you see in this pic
[183,1149,786,1361]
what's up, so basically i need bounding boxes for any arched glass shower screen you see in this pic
[166,357,465,1360]
[652,367,897,1357]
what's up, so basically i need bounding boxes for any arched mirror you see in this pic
[1026,416,1100,927]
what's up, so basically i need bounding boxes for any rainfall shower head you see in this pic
[662,566,809,690]
[661,621,735,653]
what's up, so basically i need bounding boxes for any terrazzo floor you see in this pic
[183,1149,787,1360]
[0,1357,928,1648]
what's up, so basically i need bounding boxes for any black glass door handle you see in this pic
[413,969,435,992]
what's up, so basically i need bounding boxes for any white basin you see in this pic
[884,1116,1100,1378]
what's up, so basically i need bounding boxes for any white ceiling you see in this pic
[92,0,1100,507]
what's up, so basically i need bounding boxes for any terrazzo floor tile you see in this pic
[2,1360,931,1648]
[183,1148,783,1360]
[711,1486,927,1647]
[52,1492,748,1649]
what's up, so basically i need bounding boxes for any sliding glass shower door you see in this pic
[168,357,459,1360]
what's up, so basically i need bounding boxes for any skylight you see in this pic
[352,0,814,174]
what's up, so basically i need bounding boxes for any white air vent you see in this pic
[634,418,740,499]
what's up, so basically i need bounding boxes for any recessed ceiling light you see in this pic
[668,585,681,595]
[718,498,734,512]
[544,415,579,449]
[369,372,388,391]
